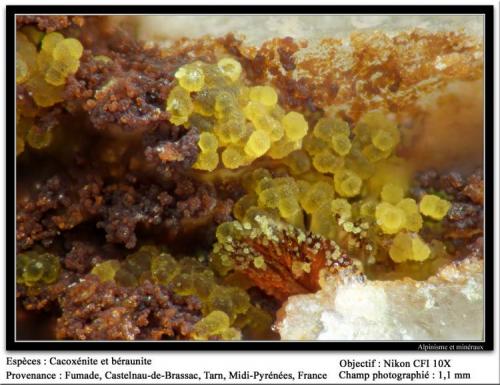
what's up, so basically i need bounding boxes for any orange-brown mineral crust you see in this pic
[56,275,202,340]
[214,31,483,121]
[16,15,85,33]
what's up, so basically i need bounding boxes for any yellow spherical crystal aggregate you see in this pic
[419,194,452,220]
[267,137,301,159]
[282,111,308,141]
[334,169,362,197]
[313,117,350,141]
[79,244,269,339]
[193,151,219,171]
[312,149,344,174]
[193,310,230,337]
[397,198,423,232]
[198,132,218,152]
[165,58,313,171]
[45,37,84,86]
[375,202,406,234]
[300,181,334,214]
[381,183,404,205]
[16,31,81,109]
[331,199,352,220]
[284,150,311,175]
[166,85,193,126]
[175,63,205,92]
[331,134,352,156]
[41,32,64,53]
[221,145,248,169]
[91,260,121,282]
[389,232,430,263]
[372,129,398,152]
[51,38,83,62]
[278,196,301,218]
[244,130,271,157]
[16,54,30,84]
[26,126,53,149]
[249,86,278,107]
[17,250,61,287]
[304,135,329,155]
[217,57,242,82]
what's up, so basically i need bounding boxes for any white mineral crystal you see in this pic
[277,257,484,341]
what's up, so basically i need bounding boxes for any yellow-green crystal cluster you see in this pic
[220,96,453,267]
[164,63,457,277]
[90,245,272,340]
[17,31,83,106]
[419,194,452,220]
[16,29,84,155]
[166,58,309,171]
[17,250,61,287]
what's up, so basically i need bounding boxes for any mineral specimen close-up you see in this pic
[15,15,484,341]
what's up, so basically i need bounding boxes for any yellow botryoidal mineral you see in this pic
[267,136,302,159]
[331,134,352,156]
[354,110,400,152]
[331,199,352,220]
[284,150,311,175]
[91,260,121,282]
[17,250,61,286]
[249,86,278,107]
[193,151,219,171]
[198,132,218,152]
[192,310,241,340]
[313,116,350,141]
[381,183,404,205]
[419,194,452,220]
[17,30,83,108]
[26,125,53,149]
[166,85,193,126]
[175,63,205,92]
[389,232,431,263]
[217,57,242,82]
[166,58,309,170]
[221,144,248,169]
[244,130,271,157]
[312,149,344,174]
[16,32,37,84]
[334,169,362,197]
[233,194,257,222]
[282,111,309,141]
[300,180,334,214]
[375,202,406,234]
[193,132,219,171]
[397,198,423,232]
[45,38,84,86]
